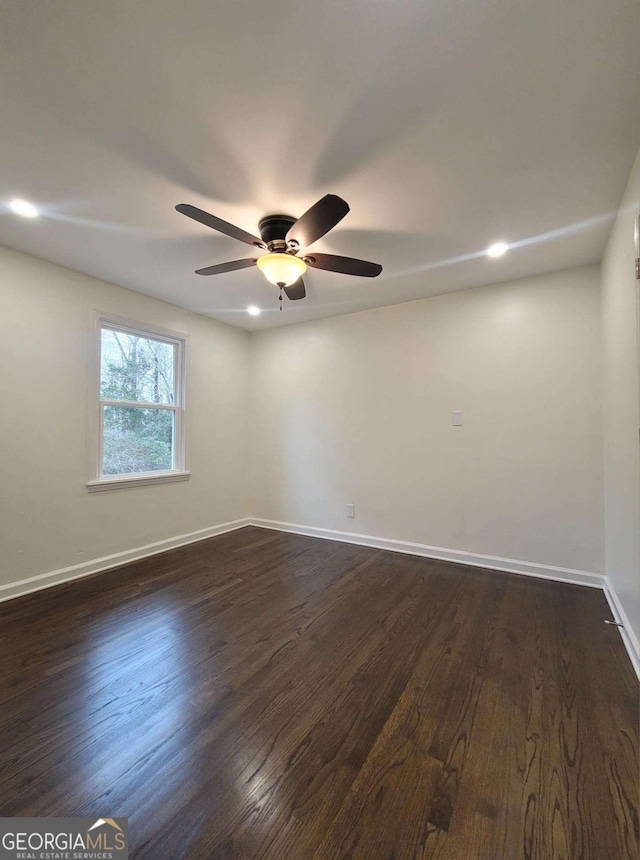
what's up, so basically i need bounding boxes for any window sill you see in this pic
[87,471,191,493]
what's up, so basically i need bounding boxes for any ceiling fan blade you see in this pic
[195,258,257,276]
[283,278,306,300]
[286,195,350,248]
[176,204,264,247]
[303,253,382,278]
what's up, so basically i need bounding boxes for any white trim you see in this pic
[91,311,189,347]
[5,519,637,685]
[0,515,619,666]
[88,311,188,487]
[248,518,605,588]
[0,518,251,604]
[603,578,640,680]
[86,470,191,492]
[99,399,179,410]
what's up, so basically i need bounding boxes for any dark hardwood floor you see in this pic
[1,526,637,859]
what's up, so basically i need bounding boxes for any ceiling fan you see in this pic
[175,194,382,303]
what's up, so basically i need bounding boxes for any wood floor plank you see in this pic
[425,576,506,837]
[310,587,468,859]
[0,526,637,860]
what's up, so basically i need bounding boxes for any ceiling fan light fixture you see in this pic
[176,196,382,297]
[256,253,307,287]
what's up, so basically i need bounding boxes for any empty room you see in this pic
[0,1,638,858]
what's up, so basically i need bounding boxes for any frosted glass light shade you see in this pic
[257,253,307,287]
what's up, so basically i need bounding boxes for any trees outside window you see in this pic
[89,316,187,489]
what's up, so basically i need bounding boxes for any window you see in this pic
[88,315,188,491]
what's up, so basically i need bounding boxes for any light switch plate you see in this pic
[452,411,463,426]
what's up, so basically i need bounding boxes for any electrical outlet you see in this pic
[346,504,355,518]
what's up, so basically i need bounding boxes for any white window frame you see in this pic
[87,312,189,492]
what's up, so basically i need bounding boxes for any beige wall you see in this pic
[602,149,640,643]
[0,245,251,589]
[250,266,605,574]
[0,246,612,594]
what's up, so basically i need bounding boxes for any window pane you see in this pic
[100,328,175,404]
[103,406,174,475]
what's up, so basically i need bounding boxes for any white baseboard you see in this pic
[5,515,634,680]
[249,518,605,589]
[0,518,252,604]
[603,578,640,680]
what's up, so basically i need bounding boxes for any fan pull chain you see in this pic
[279,286,283,311]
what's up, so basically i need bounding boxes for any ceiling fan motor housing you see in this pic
[259,214,297,251]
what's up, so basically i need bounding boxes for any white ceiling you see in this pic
[0,1,638,331]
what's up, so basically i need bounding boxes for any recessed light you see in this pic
[247,306,261,316]
[487,242,508,258]
[9,199,39,218]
